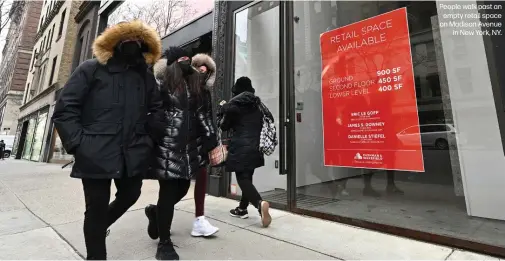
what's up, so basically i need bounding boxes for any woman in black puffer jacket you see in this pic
[218,76,272,228]
[145,46,219,260]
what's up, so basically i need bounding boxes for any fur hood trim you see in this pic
[152,53,216,87]
[92,20,162,65]
[153,58,167,82]
[191,54,216,88]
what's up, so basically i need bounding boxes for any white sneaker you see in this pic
[191,216,219,237]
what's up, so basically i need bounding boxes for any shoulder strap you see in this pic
[258,101,274,122]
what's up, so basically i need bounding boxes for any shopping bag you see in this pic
[209,143,227,167]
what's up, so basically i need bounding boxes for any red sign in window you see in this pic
[320,8,424,172]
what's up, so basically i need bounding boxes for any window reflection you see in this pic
[293,0,505,248]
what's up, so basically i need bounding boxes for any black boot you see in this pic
[145,205,159,239]
[155,239,179,260]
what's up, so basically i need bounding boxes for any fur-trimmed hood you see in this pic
[92,20,162,65]
[152,57,168,83]
[152,53,216,87]
[191,54,216,88]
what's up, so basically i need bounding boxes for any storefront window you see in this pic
[293,0,505,248]
[11,123,22,157]
[22,118,36,160]
[50,129,73,162]
[30,112,48,162]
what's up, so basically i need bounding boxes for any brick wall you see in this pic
[19,1,43,51]
[10,52,32,92]
[57,0,82,86]
[0,1,42,135]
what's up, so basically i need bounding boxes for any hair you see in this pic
[161,62,205,105]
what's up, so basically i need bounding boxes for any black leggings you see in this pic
[82,175,142,260]
[157,179,191,240]
[236,170,262,210]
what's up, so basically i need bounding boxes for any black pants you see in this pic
[236,170,262,210]
[157,179,191,241]
[82,175,142,260]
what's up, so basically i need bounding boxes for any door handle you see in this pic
[284,118,290,127]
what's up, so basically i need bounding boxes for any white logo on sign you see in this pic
[354,153,363,160]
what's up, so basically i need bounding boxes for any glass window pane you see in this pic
[293,0,505,249]
[30,112,48,161]
[22,118,36,160]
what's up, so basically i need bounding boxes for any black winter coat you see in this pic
[219,92,264,172]
[51,20,163,179]
[52,59,163,179]
[146,86,218,180]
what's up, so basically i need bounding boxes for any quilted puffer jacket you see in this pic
[146,55,218,180]
[219,92,265,172]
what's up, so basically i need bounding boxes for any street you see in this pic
[0,159,499,260]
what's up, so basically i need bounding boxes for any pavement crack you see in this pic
[445,249,455,260]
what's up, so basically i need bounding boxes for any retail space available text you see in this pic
[329,19,393,53]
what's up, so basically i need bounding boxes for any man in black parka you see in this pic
[52,20,163,260]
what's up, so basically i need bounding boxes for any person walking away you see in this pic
[52,20,163,260]
[145,46,220,260]
[0,140,5,160]
[218,76,272,228]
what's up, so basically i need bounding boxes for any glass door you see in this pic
[22,118,36,160]
[30,112,48,161]
[230,1,288,208]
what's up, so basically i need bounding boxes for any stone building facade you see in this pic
[13,0,81,162]
[50,1,100,163]
[0,1,42,135]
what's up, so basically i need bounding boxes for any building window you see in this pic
[49,56,57,85]
[58,9,66,38]
[77,36,84,64]
[47,32,51,49]
[39,16,44,30]
[24,83,30,103]
[31,49,37,70]
[37,64,47,94]
[47,30,51,49]
[50,24,55,42]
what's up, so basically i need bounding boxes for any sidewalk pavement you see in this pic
[0,159,500,260]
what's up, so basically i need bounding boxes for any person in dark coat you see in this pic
[218,76,272,228]
[145,46,219,260]
[0,140,5,160]
[51,20,163,260]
